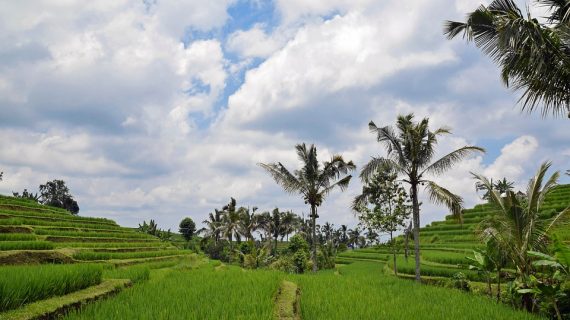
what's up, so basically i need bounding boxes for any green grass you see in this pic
[52,242,168,249]
[0,217,126,230]
[0,264,102,312]
[103,265,150,284]
[421,250,471,265]
[0,209,117,226]
[0,233,36,241]
[73,250,190,261]
[64,264,281,320]
[0,241,54,251]
[34,229,154,239]
[292,262,537,320]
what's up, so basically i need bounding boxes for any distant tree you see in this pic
[179,217,196,241]
[138,219,158,236]
[221,198,242,249]
[39,180,79,214]
[12,189,40,202]
[0,172,3,181]
[238,206,258,242]
[259,143,355,272]
[199,209,223,244]
[494,178,514,195]
[361,114,484,281]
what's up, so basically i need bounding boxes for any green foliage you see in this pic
[288,234,309,253]
[38,180,79,214]
[0,264,102,312]
[178,217,196,241]
[448,272,471,292]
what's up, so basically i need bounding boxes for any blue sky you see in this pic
[0,0,568,232]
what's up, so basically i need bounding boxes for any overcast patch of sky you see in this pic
[0,0,568,232]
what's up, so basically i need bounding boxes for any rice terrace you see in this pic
[0,0,569,319]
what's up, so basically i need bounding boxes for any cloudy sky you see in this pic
[0,0,568,231]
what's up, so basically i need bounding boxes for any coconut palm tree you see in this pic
[259,143,355,272]
[221,198,242,249]
[280,211,299,241]
[238,206,258,242]
[444,0,570,118]
[494,177,514,195]
[472,161,569,310]
[361,114,484,281]
[199,209,223,244]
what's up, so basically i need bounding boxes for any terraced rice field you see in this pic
[338,184,570,284]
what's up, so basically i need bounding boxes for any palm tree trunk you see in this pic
[411,182,421,282]
[391,231,397,276]
[311,204,318,272]
[487,276,492,298]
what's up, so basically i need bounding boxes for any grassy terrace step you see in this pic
[0,197,71,215]
[0,279,129,320]
[34,229,154,239]
[45,236,159,243]
[0,241,54,251]
[73,250,191,261]
[0,213,118,227]
[0,209,116,225]
[0,218,125,230]
[0,264,103,312]
[0,234,37,241]
[52,242,168,249]
[32,225,136,233]
[0,250,75,265]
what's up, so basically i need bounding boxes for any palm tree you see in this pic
[494,177,514,195]
[270,208,283,254]
[239,206,258,242]
[280,211,298,241]
[199,209,223,244]
[259,143,355,272]
[321,222,335,243]
[473,161,569,310]
[361,114,484,281]
[221,198,242,249]
[444,0,570,118]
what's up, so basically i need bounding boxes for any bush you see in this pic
[448,272,470,292]
[292,250,310,273]
[270,256,296,273]
[288,234,309,253]
[201,239,230,262]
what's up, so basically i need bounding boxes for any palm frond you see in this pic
[422,146,485,176]
[258,162,304,195]
[360,157,403,182]
[425,181,464,222]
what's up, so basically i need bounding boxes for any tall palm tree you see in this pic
[361,114,485,281]
[280,211,298,241]
[221,198,242,249]
[444,0,570,118]
[259,143,355,272]
[473,161,569,310]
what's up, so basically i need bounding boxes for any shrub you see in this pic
[448,272,470,292]
[292,250,310,273]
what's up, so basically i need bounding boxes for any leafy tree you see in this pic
[354,166,411,275]
[473,161,569,311]
[179,217,196,241]
[361,114,484,281]
[39,180,79,214]
[138,219,158,236]
[259,143,355,272]
[12,189,40,202]
[445,0,570,118]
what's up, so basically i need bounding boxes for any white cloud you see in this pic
[226,24,285,59]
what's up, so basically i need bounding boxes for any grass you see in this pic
[103,266,150,284]
[52,242,168,248]
[0,209,117,226]
[0,264,103,312]
[0,279,129,320]
[0,218,126,230]
[64,263,281,320]
[291,262,537,320]
[73,250,190,261]
[0,234,36,241]
[0,241,54,251]
[34,229,154,239]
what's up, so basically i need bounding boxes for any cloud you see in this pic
[226,24,284,59]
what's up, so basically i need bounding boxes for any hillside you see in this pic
[338,184,570,281]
